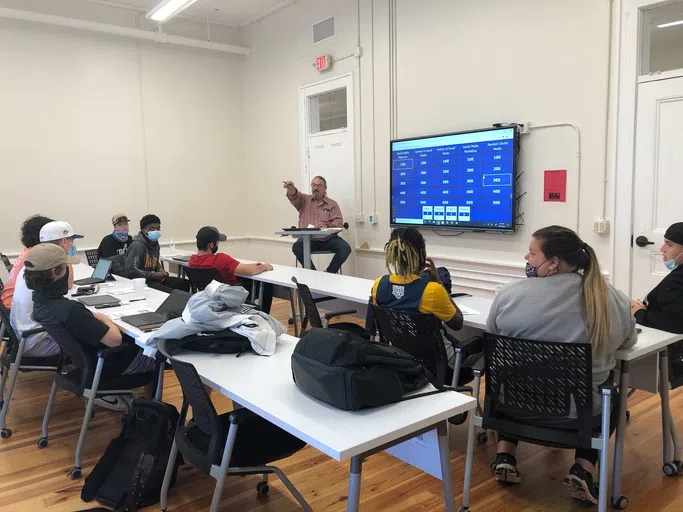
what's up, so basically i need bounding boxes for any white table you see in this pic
[74,264,477,511]
[174,335,475,511]
[275,229,341,269]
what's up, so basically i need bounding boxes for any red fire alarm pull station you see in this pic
[544,169,567,202]
[315,54,331,72]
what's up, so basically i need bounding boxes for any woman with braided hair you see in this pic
[487,225,637,505]
[369,227,464,373]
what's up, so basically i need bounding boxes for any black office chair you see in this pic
[156,339,311,512]
[371,305,484,428]
[38,324,157,479]
[85,249,99,268]
[291,276,366,338]
[184,266,222,293]
[0,302,60,438]
[0,253,12,274]
[460,333,623,512]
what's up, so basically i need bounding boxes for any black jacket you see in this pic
[635,265,683,334]
[124,232,162,280]
[97,234,133,276]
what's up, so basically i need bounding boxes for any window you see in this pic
[309,88,347,133]
[642,2,683,75]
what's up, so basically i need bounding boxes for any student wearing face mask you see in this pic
[630,222,683,334]
[10,221,82,357]
[189,226,274,312]
[486,225,637,505]
[124,214,190,293]
[97,213,133,276]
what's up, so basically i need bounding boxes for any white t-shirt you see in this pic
[9,267,48,350]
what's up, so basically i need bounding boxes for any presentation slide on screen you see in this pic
[390,127,515,230]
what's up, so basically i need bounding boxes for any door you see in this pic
[631,76,683,299]
[300,74,355,273]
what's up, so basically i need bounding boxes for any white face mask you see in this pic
[665,252,683,271]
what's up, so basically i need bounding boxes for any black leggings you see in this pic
[497,389,621,467]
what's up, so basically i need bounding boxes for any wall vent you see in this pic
[313,17,335,43]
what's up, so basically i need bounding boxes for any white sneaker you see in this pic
[91,395,130,412]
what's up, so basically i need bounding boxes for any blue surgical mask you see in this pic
[665,254,681,271]
[113,230,129,242]
[68,243,77,257]
[146,230,161,242]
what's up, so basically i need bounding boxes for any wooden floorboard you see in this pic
[0,298,682,511]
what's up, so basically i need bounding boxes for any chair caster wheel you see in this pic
[477,431,488,444]
[69,467,82,480]
[456,507,470,512]
[256,481,269,495]
[625,410,631,420]
[663,462,681,477]
[37,437,48,448]
[0,428,12,439]
[611,495,629,509]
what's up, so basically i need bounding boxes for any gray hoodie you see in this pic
[124,232,162,280]
[487,272,637,415]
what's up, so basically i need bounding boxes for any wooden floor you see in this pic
[1,298,682,511]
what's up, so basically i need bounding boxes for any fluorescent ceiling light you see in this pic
[657,19,683,28]
[146,0,199,23]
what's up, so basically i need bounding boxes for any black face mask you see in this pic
[210,243,219,255]
[47,268,70,296]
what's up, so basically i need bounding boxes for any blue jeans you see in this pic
[292,236,351,273]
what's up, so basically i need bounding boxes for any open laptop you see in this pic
[74,258,113,286]
[120,290,191,331]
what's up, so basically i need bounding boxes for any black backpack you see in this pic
[291,328,442,411]
[163,328,252,356]
[80,399,181,511]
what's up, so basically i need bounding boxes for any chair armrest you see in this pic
[97,343,140,359]
[599,371,615,395]
[21,327,46,338]
[323,309,357,320]
[470,353,485,375]
[452,335,483,352]
[228,407,257,425]
[312,296,335,304]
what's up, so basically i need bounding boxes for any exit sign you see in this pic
[315,54,331,72]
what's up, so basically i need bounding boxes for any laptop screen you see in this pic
[92,258,113,280]
[156,289,191,317]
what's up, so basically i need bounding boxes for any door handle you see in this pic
[635,236,655,248]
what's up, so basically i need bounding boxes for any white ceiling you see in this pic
[83,0,297,27]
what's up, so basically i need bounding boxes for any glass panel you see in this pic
[309,89,347,134]
[642,2,683,74]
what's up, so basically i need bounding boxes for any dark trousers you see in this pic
[497,388,620,467]
[292,236,351,273]
[147,276,191,294]
[240,278,274,314]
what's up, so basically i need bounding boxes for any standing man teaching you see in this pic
[283,176,351,274]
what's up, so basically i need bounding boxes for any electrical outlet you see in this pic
[368,213,378,224]
[355,213,365,223]
[593,218,610,234]
[520,122,531,134]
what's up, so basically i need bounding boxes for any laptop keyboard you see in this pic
[135,313,166,323]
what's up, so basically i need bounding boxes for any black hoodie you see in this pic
[635,265,683,334]
[124,232,162,280]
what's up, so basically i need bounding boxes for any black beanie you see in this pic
[664,222,683,245]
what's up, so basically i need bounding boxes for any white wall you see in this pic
[0,0,245,254]
[241,0,614,293]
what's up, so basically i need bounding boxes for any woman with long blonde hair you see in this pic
[487,225,637,505]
